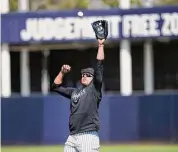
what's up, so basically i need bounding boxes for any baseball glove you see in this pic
[91,20,108,40]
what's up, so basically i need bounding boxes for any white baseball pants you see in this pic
[64,131,100,152]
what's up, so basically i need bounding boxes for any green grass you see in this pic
[1,144,178,152]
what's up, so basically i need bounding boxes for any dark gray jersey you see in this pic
[52,60,103,135]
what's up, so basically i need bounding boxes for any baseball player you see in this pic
[52,20,108,152]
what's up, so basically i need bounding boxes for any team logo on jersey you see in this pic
[72,89,86,103]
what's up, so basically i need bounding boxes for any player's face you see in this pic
[81,73,93,86]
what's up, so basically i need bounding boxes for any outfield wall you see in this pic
[1,94,178,145]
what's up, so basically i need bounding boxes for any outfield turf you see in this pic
[1,144,178,152]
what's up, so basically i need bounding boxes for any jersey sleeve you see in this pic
[93,59,104,91]
[51,83,75,99]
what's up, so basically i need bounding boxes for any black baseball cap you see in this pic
[81,68,94,76]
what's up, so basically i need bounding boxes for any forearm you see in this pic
[96,44,104,60]
[94,45,104,90]
[54,71,65,85]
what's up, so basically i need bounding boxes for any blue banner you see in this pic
[1,6,178,44]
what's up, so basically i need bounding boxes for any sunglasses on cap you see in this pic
[82,73,93,77]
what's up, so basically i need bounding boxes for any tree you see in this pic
[9,0,18,11]
[101,0,119,7]
[101,0,142,7]
[54,0,88,10]
[8,0,178,12]
[8,0,88,11]
[156,0,178,5]
[30,0,88,10]
[101,0,178,7]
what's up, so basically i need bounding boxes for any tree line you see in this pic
[9,0,178,12]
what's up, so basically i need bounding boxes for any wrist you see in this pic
[60,71,65,75]
[98,44,104,47]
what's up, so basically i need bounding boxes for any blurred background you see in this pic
[1,0,178,152]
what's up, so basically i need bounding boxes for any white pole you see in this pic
[119,0,132,96]
[142,0,154,94]
[1,0,11,97]
[18,0,29,11]
[20,49,30,96]
[18,0,31,96]
[144,40,154,94]
[41,50,50,95]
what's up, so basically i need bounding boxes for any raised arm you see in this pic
[51,65,75,99]
[94,39,105,91]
